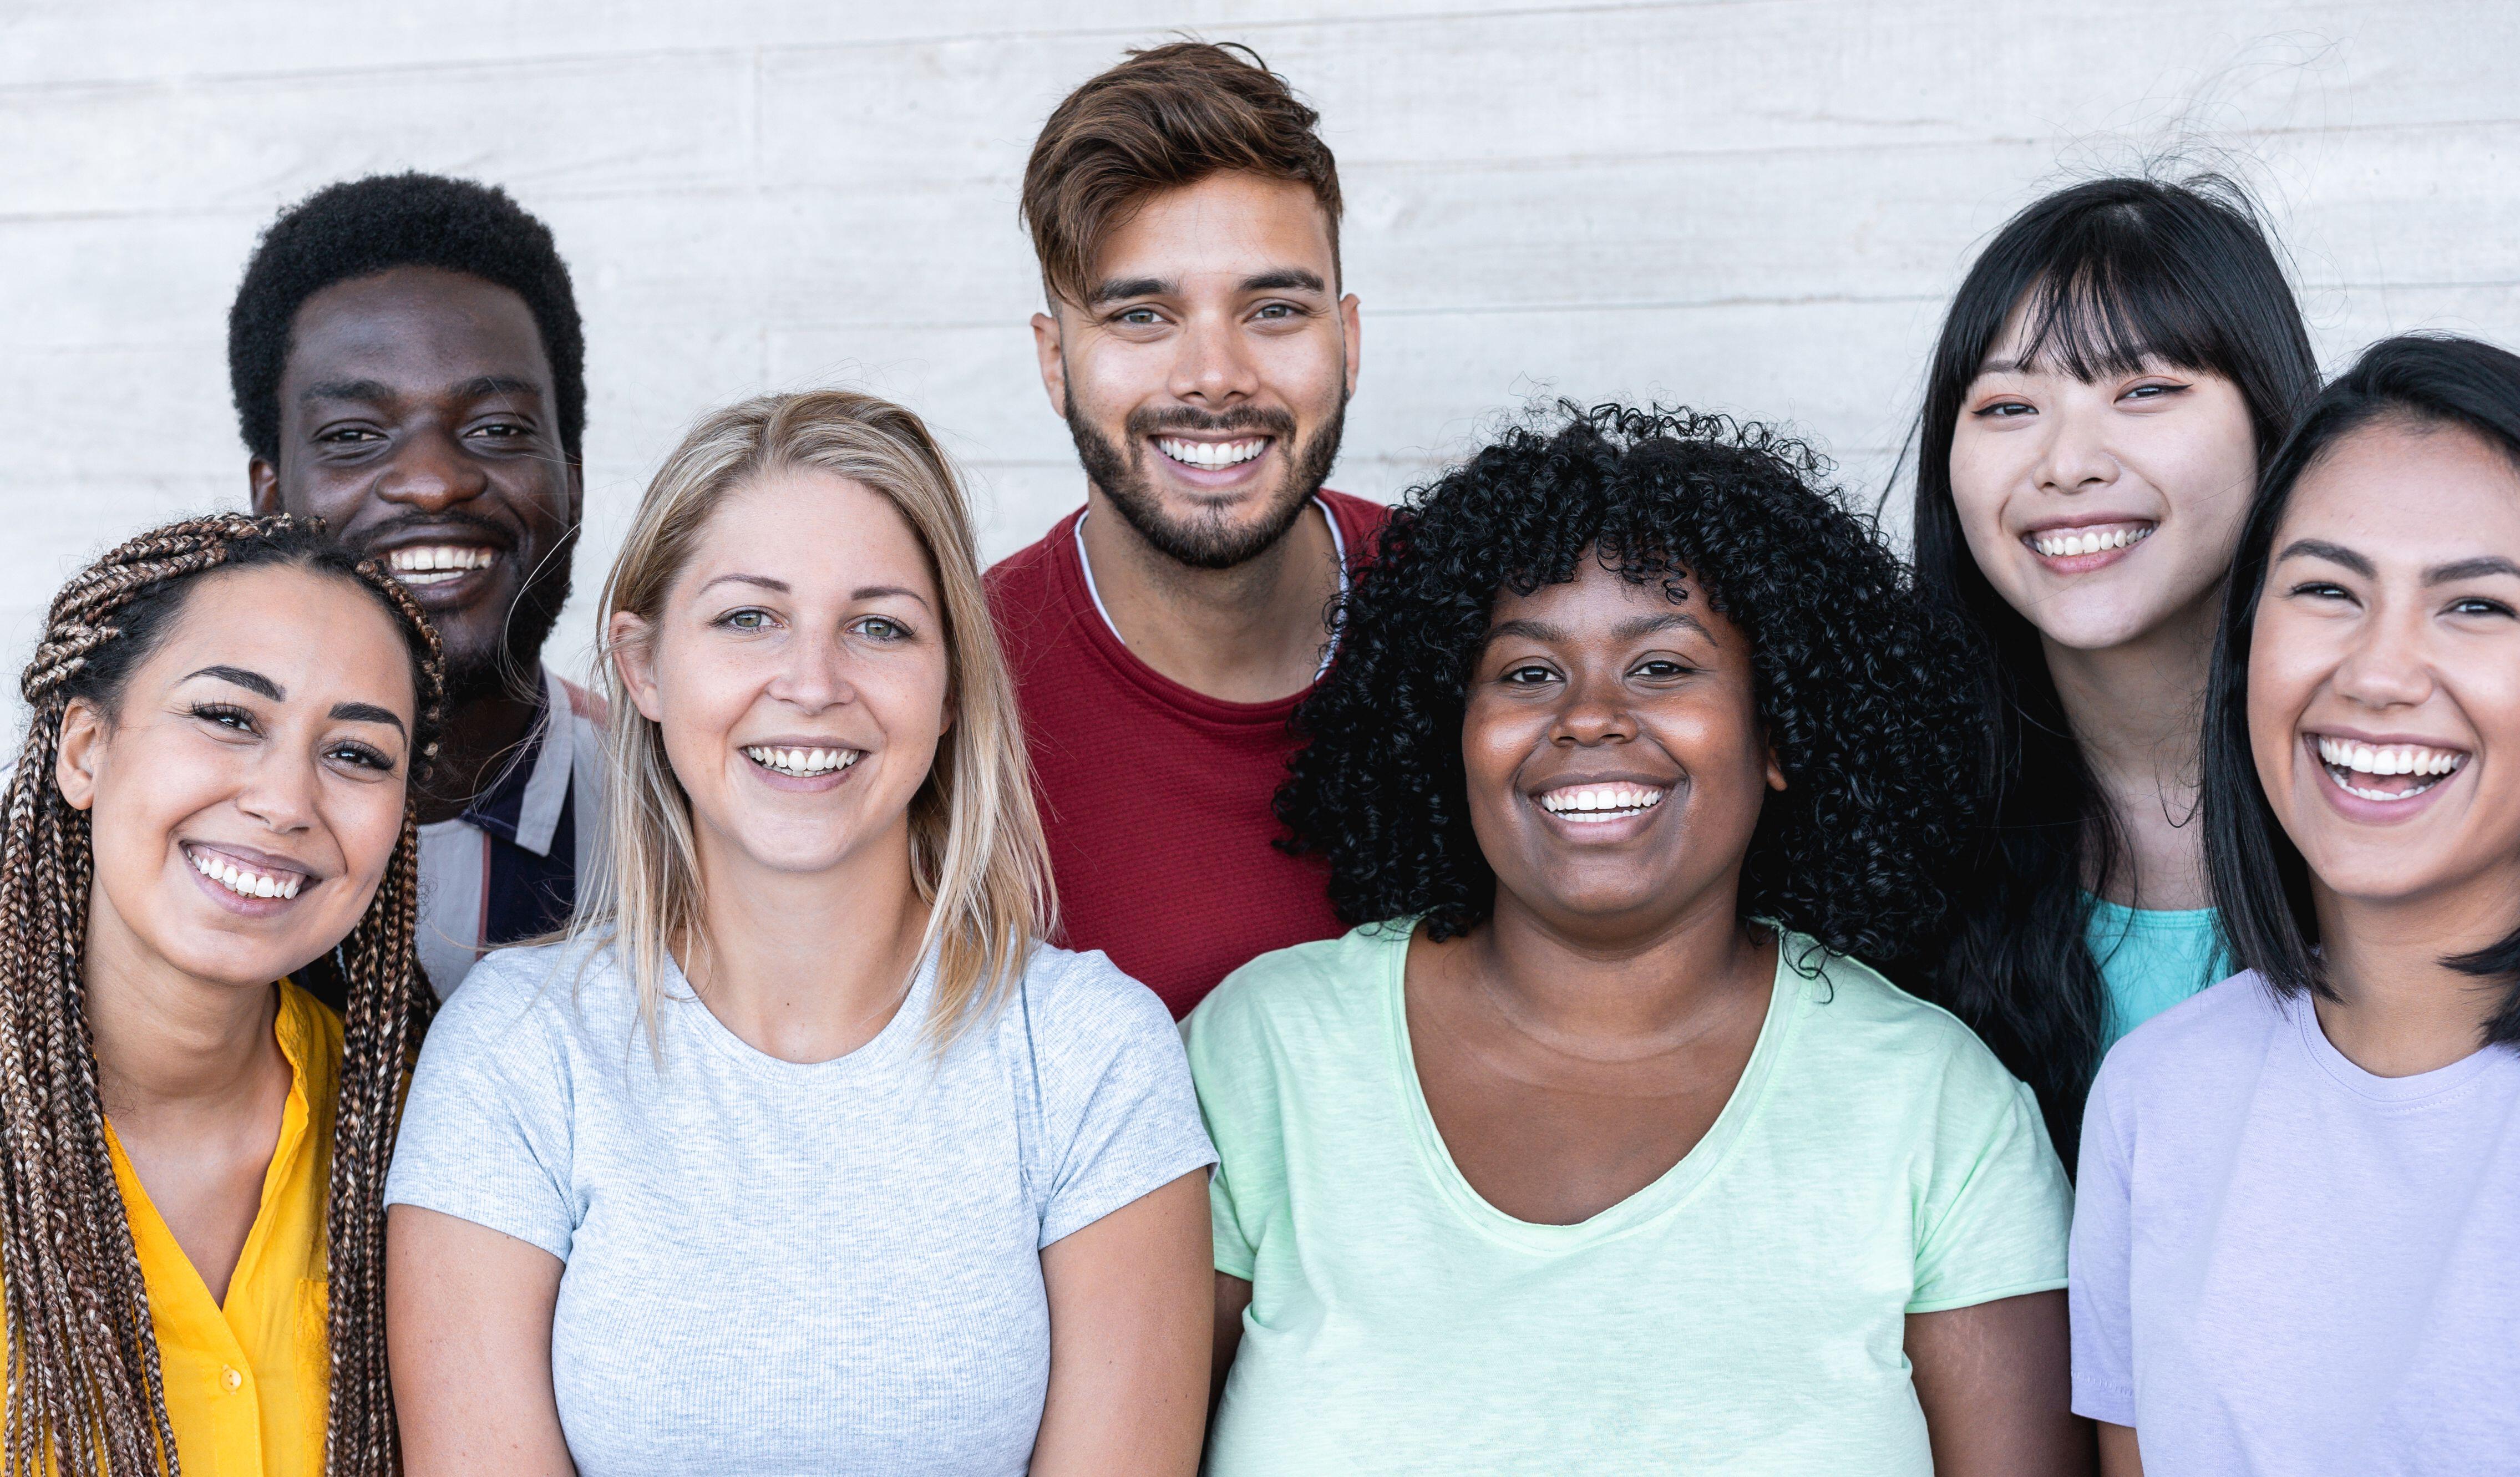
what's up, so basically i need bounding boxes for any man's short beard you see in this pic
[442,550,574,708]
[1067,395,1346,571]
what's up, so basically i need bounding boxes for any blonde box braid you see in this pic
[0,514,443,1476]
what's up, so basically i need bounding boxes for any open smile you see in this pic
[1152,434,1274,485]
[2311,733,2468,805]
[2022,519,2155,573]
[182,841,313,914]
[742,743,864,790]
[1534,780,1671,831]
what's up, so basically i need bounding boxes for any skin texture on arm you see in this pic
[388,1205,576,1476]
[2098,1422,2145,1476]
[1906,1291,2091,1477]
[1029,1170,1213,1476]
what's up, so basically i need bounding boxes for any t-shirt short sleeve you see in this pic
[1183,969,1290,1282]
[1905,1033,2073,1313]
[384,949,581,1260]
[2067,1054,2138,1425]
[1028,951,1217,1248]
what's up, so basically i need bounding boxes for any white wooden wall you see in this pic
[6,0,2518,718]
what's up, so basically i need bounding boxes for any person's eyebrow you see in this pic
[182,665,282,700]
[1087,275,1174,306]
[1243,268,1327,295]
[696,573,790,596]
[329,701,406,734]
[301,378,396,404]
[855,585,933,608]
[452,374,543,401]
[1484,617,1564,644]
[1616,610,1713,642]
[2274,539,2376,577]
[2426,555,2520,585]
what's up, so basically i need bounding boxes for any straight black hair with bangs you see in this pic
[2204,333,2520,1049]
[1908,175,2320,1162]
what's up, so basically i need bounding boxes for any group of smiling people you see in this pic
[7,37,2516,1477]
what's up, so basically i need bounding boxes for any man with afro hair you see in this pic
[231,171,602,997]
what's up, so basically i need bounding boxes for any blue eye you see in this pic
[719,608,773,632]
[853,616,910,642]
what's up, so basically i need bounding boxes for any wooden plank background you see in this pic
[4,0,2516,717]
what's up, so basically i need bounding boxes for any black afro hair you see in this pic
[227,171,586,464]
[1279,403,1982,967]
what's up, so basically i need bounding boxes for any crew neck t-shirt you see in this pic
[1186,923,2072,1475]
[2071,972,2520,1472]
[986,491,1388,1017]
[385,935,1215,1477]
[2082,896,2225,1049]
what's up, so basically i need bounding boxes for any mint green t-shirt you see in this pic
[1186,923,2072,1476]
[2084,897,2227,1050]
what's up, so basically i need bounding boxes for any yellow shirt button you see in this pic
[221,1367,242,1392]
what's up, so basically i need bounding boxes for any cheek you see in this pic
[2244,623,2319,787]
[1256,331,1347,412]
[1946,436,2022,556]
[329,788,409,895]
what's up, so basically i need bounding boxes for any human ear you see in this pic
[53,698,108,812]
[249,458,282,514]
[1339,292,1362,402]
[1032,308,1069,420]
[607,612,665,723]
[1765,745,1787,793]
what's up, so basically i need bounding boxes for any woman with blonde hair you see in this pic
[0,513,442,1475]
[386,391,1216,1476]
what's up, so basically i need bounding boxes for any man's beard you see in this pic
[442,543,575,708]
[1066,395,1346,571]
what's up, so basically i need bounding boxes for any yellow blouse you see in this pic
[104,980,340,1477]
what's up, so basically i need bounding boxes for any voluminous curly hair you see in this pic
[227,171,586,464]
[1281,404,1980,965]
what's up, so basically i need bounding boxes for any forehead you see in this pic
[2285,419,2520,557]
[1092,171,1335,286]
[281,264,552,397]
[136,565,417,715]
[1487,555,1731,634]
[682,470,941,598]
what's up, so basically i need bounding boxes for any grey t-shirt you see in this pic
[386,934,1216,1476]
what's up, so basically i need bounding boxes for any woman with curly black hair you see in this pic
[1187,407,2082,1476]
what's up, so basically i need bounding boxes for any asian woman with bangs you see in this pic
[2071,334,2520,1474]
[1909,176,2320,1158]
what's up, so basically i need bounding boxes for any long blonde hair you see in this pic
[586,390,1053,1042]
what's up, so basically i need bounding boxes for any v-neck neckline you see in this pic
[1383,925,1807,1253]
[104,989,311,1323]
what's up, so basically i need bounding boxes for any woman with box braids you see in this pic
[0,512,440,1475]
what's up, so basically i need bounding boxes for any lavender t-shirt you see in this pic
[2071,972,2520,1473]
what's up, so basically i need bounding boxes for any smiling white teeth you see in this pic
[1157,437,1268,470]
[743,745,861,778]
[384,546,496,585]
[191,849,303,900]
[1539,784,1668,821]
[2031,526,2152,559]
[2314,736,2466,778]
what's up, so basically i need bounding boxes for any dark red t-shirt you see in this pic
[986,491,1389,1017]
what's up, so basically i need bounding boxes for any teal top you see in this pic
[2085,896,2228,1050]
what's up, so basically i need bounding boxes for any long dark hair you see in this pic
[1,514,442,1474]
[1909,176,2319,1159]
[2204,333,2520,1048]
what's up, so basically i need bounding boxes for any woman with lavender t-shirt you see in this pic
[2070,336,2520,1474]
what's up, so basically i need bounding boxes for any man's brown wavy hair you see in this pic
[1020,40,1343,309]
